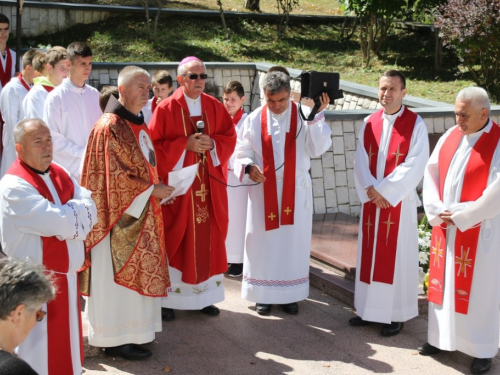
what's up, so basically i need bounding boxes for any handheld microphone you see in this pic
[196,120,205,160]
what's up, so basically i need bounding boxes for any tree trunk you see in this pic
[244,0,260,12]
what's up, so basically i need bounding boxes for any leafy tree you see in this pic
[340,0,406,66]
[276,0,299,38]
[432,0,500,101]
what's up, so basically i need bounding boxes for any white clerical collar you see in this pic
[382,105,405,122]
[64,78,87,94]
[184,92,201,116]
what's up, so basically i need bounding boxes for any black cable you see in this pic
[200,115,305,188]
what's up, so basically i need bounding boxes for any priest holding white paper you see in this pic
[351,70,429,337]
[419,87,500,375]
[235,71,331,316]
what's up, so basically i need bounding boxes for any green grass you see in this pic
[25,13,477,104]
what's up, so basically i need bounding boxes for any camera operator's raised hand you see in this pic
[318,92,330,112]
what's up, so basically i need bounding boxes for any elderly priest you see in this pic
[0,118,97,375]
[420,87,500,375]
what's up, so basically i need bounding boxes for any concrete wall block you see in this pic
[354,120,363,137]
[2,7,12,21]
[325,189,337,208]
[348,101,357,110]
[347,169,355,188]
[30,7,39,20]
[240,76,251,92]
[310,159,323,178]
[231,75,241,84]
[222,69,231,77]
[90,69,99,80]
[361,98,372,109]
[57,9,67,30]
[344,133,356,151]
[92,11,100,23]
[425,118,434,134]
[335,171,347,186]
[350,205,361,215]
[333,154,346,171]
[321,152,334,168]
[83,10,92,24]
[369,101,378,109]
[75,10,84,24]
[69,9,76,25]
[47,9,59,33]
[444,117,455,130]
[342,120,354,133]
[323,168,335,189]
[109,69,119,80]
[345,150,356,169]
[326,207,339,213]
[99,73,110,85]
[39,8,48,31]
[28,20,40,37]
[336,186,349,204]
[240,69,249,77]
[314,197,326,214]
[332,136,344,155]
[312,178,325,198]
[330,120,343,136]
[348,187,360,205]
[338,204,350,214]
[214,69,222,87]
[21,7,30,26]
[344,94,352,103]
[433,117,444,134]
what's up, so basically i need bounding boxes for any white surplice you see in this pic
[353,106,429,323]
[424,120,500,358]
[161,94,225,310]
[0,166,97,375]
[235,103,332,304]
[226,112,249,264]
[0,75,29,177]
[86,185,163,347]
[43,78,102,181]
[22,83,50,120]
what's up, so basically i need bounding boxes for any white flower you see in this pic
[419,251,429,265]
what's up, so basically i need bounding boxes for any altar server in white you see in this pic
[235,71,331,316]
[0,118,97,375]
[419,87,500,375]
[223,80,248,278]
[22,46,68,120]
[0,49,38,177]
[350,70,429,336]
[43,42,101,182]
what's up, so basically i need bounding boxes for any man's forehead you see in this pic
[0,23,9,30]
[379,76,402,87]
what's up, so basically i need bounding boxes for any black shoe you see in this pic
[200,305,220,316]
[348,316,371,326]
[227,263,243,277]
[471,358,492,374]
[161,308,175,321]
[417,342,441,356]
[282,302,299,315]
[104,344,152,361]
[255,303,271,315]
[380,322,404,337]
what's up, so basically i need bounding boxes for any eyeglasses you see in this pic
[36,309,46,322]
[183,74,208,80]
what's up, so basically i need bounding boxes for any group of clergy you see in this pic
[351,70,500,375]
[0,15,497,374]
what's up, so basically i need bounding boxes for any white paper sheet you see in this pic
[160,163,199,204]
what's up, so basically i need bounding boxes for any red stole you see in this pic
[261,102,297,231]
[18,73,30,91]
[359,107,417,285]
[42,85,54,93]
[232,108,244,126]
[6,159,80,374]
[428,123,500,314]
[151,96,158,113]
[0,48,12,88]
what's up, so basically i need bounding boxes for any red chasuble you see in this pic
[260,102,297,231]
[149,88,236,284]
[428,123,500,314]
[359,107,417,285]
[6,159,81,374]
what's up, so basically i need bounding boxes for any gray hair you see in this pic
[13,118,48,145]
[456,86,490,115]
[263,72,291,95]
[0,258,56,319]
[117,66,150,88]
[177,60,207,77]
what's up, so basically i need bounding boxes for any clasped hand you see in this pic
[366,186,390,209]
[438,210,455,226]
[186,133,214,153]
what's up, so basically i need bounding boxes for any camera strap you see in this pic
[298,95,322,122]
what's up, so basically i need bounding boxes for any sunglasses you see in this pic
[36,309,46,322]
[183,74,208,80]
